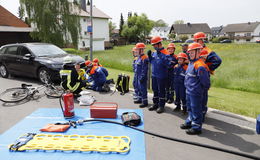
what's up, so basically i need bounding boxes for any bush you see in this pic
[63,48,86,55]
[211,37,220,43]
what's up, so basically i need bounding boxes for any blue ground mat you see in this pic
[0,108,146,160]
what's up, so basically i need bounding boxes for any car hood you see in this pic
[38,54,85,65]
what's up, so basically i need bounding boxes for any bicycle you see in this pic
[0,83,64,103]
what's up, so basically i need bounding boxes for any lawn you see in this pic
[106,67,260,118]
[64,43,260,118]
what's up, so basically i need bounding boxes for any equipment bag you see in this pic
[115,74,130,95]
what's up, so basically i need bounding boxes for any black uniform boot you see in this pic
[173,105,181,112]
[186,128,202,135]
[134,100,142,104]
[139,103,148,108]
[156,107,164,114]
[148,104,158,111]
[180,124,192,129]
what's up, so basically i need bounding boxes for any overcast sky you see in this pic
[1,0,260,28]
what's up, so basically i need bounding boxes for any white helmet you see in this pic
[63,56,74,64]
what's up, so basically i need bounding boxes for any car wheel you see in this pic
[38,67,50,84]
[0,64,9,78]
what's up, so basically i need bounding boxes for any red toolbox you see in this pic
[90,102,118,118]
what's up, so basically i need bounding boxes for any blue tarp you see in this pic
[0,108,146,160]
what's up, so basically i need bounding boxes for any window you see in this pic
[83,18,86,22]
[82,41,85,47]
[84,31,87,35]
[6,46,18,55]
[19,47,31,56]
[0,47,7,54]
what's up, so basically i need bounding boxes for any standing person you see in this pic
[132,47,140,103]
[180,43,210,135]
[173,53,188,114]
[60,57,87,94]
[166,43,178,104]
[193,32,222,119]
[147,36,171,113]
[180,43,189,54]
[135,43,149,108]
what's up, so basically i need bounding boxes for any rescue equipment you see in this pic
[90,102,118,118]
[121,112,141,126]
[113,74,130,95]
[59,92,75,118]
[40,124,71,132]
[9,133,130,153]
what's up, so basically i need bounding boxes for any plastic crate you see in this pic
[90,102,118,118]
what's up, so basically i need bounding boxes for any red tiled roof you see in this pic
[0,5,29,27]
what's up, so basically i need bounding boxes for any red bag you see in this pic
[40,124,70,132]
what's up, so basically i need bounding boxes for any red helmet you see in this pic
[200,49,208,58]
[177,52,188,59]
[93,58,99,63]
[135,43,146,49]
[193,32,206,40]
[85,60,92,67]
[167,43,176,49]
[151,36,162,45]
[188,43,203,51]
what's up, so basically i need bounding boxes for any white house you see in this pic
[221,22,260,43]
[149,27,171,40]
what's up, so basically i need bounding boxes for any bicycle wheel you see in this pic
[44,85,64,98]
[0,88,29,103]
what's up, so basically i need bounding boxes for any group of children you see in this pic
[132,32,222,135]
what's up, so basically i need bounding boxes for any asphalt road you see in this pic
[0,76,259,160]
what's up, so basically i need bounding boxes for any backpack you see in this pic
[114,74,130,95]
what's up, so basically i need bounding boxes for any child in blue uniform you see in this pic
[180,43,210,135]
[173,53,188,114]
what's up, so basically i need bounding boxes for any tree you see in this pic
[174,20,184,24]
[18,6,24,20]
[121,13,153,43]
[109,21,116,39]
[87,0,90,5]
[119,13,124,36]
[153,19,168,27]
[20,0,81,48]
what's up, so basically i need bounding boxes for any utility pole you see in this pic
[89,0,93,61]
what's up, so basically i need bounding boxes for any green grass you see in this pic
[70,43,260,94]
[106,67,260,118]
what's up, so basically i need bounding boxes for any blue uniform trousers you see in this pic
[137,79,148,105]
[174,83,186,109]
[152,76,167,108]
[185,94,203,131]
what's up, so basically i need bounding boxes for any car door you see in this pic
[16,46,38,77]
[3,45,20,75]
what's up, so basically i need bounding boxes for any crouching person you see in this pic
[60,57,87,94]
[85,60,110,92]
[180,43,210,135]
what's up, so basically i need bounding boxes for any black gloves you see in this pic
[147,50,152,58]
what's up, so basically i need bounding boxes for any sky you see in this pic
[1,0,260,28]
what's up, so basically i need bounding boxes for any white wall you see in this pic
[78,17,109,50]
[253,24,260,41]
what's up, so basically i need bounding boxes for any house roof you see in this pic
[222,22,260,33]
[170,23,211,34]
[211,26,223,31]
[74,5,111,19]
[0,5,29,27]
[153,27,171,32]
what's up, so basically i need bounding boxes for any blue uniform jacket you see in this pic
[184,59,210,96]
[168,54,178,72]
[174,64,188,84]
[149,48,171,78]
[136,54,149,81]
[88,66,107,85]
[203,46,222,71]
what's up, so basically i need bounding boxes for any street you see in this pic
[0,76,259,160]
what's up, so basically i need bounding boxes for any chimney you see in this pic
[248,22,251,25]
[81,0,86,11]
[187,22,191,26]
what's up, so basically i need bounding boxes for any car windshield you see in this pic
[28,44,66,57]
